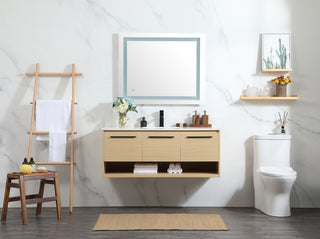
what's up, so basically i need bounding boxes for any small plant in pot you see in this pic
[271,75,291,97]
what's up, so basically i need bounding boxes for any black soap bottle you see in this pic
[140,117,147,128]
[159,110,164,127]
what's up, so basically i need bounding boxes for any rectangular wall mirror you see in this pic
[113,33,205,105]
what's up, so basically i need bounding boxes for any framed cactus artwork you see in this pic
[262,33,291,71]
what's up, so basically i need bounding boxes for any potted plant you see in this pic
[271,75,291,97]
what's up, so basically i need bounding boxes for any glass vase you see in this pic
[118,112,128,127]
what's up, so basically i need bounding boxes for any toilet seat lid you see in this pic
[260,167,297,177]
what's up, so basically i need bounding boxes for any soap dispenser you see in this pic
[140,117,147,128]
[201,110,209,125]
[192,111,200,126]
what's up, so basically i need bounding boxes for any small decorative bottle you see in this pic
[140,117,147,128]
[22,158,28,165]
[29,157,36,172]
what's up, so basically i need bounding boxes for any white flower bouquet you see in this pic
[112,97,138,126]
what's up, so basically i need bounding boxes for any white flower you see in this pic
[114,100,129,113]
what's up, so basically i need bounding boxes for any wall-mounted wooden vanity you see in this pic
[102,128,220,178]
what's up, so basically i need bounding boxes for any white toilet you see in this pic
[253,135,297,217]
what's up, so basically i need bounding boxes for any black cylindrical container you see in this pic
[159,110,164,127]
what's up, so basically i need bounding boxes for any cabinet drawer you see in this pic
[181,132,219,162]
[143,132,180,162]
[103,131,142,162]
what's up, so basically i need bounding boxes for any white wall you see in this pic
[1,0,320,208]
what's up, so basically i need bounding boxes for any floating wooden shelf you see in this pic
[261,69,292,72]
[240,95,299,100]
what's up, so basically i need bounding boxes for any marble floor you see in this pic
[1,207,320,239]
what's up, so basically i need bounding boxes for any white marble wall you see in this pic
[1,0,320,208]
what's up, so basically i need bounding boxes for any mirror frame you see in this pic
[114,33,205,105]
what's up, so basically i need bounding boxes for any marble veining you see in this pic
[0,0,320,208]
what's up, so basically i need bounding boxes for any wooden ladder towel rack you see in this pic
[26,63,82,213]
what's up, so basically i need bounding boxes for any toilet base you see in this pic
[258,174,296,217]
[259,201,291,217]
[263,192,291,217]
[255,198,291,217]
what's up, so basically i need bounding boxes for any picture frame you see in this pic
[261,33,291,72]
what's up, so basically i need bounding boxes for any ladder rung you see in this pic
[35,162,76,165]
[30,102,78,104]
[26,72,83,76]
[28,131,77,135]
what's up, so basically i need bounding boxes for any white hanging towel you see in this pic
[49,131,67,162]
[36,100,71,162]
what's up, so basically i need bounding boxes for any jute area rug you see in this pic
[93,213,228,231]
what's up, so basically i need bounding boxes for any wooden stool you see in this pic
[1,171,62,224]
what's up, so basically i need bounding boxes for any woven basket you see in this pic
[276,84,287,97]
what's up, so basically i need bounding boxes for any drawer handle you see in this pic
[110,136,136,138]
[186,136,213,138]
[148,136,174,138]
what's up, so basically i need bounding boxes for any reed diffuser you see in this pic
[278,112,289,134]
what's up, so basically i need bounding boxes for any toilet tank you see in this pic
[253,135,291,170]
